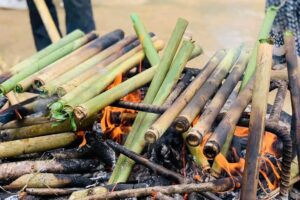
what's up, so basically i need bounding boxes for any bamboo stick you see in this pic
[284,31,300,172]
[121,18,189,152]
[0,159,98,180]
[8,30,84,74]
[173,46,242,134]
[42,35,138,96]
[203,78,254,159]
[240,6,278,90]
[32,30,124,89]
[51,39,164,121]
[186,51,249,146]
[26,188,80,196]
[3,173,92,190]
[131,13,160,66]
[0,132,76,159]
[33,0,61,42]
[0,32,95,95]
[56,36,150,97]
[240,40,273,200]
[142,50,226,143]
[108,41,199,184]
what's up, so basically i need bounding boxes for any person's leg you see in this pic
[26,0,61,50]
[63,0,96,34]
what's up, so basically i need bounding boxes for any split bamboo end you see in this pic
[203,141,220,159]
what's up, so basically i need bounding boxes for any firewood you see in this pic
[3,173,92,190]
[0,159,99,180]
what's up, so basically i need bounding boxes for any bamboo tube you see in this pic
[185,51,250,146]
[183,131,210,170]
[203,78,254,159]
[121,18,189,152]
[32,30,124,89]
[3,173,92,189]
[33,0,61,42]
[0,117,50,130]
[131,13,160,66]
[6,91,19,105]
[240,6,278,90]
[8,30,84,74]
[0,132,76,159]
[0,159,98,180]
[42,35,138,96]
[284,31,300,172]
[0,33,95,95]
[173,46,242,134]
[142,50,226,143]
[56,36,149,97]
[51,39,164,121]
[240,40,273,200]
[108,42,200,184]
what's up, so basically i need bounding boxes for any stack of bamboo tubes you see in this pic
[0,8,299,200]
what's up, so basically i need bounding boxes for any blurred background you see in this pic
[0,0,264,67]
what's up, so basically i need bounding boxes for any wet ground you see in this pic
[0,0,292,113]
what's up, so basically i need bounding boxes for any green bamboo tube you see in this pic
[183,131,210,171]
[108,41,200,184]
[142,50,226,144]
[0,32,96,95]
[122,18,189,152]
[240,40,273,200]
[56,36,150,97]
[8,30,84,74]
[131,13,160,66]
[0,116,94,141]
[0,132,76,159]
[41,35,137,96]
[173,46,242,134]
[186,51,250,146]
[32,30,124,89]
[50,39,164,120]
[240,6,278,90]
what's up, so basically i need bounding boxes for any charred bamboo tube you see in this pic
[51,40,164,121]
[284,31,300,171]
[26,188,80,196]
[3,173,92,190]
[241,41,273,200]
[31,30,124,89]
[0,33,96,95]
[131,13,160,66]
[106,140,186,184]
[0,132,76,159]
[186,51,249,146]
[0,159,98,180]
[7,30,84,75]
[81,177,237,200]
[240,6,278,90]
[55,36,152,97]
[138,50,226,143]
[109,40,198,184]
[122,18,189,150]
[33,0,61,42]
[203,78,254,159]
[0,117,50,130]
[0,116,94,141]
[173,46,242,134]
[42,35,138,96]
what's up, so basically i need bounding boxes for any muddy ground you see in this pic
[0,0,292,113]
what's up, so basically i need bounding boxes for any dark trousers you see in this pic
[27,0,96,51]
